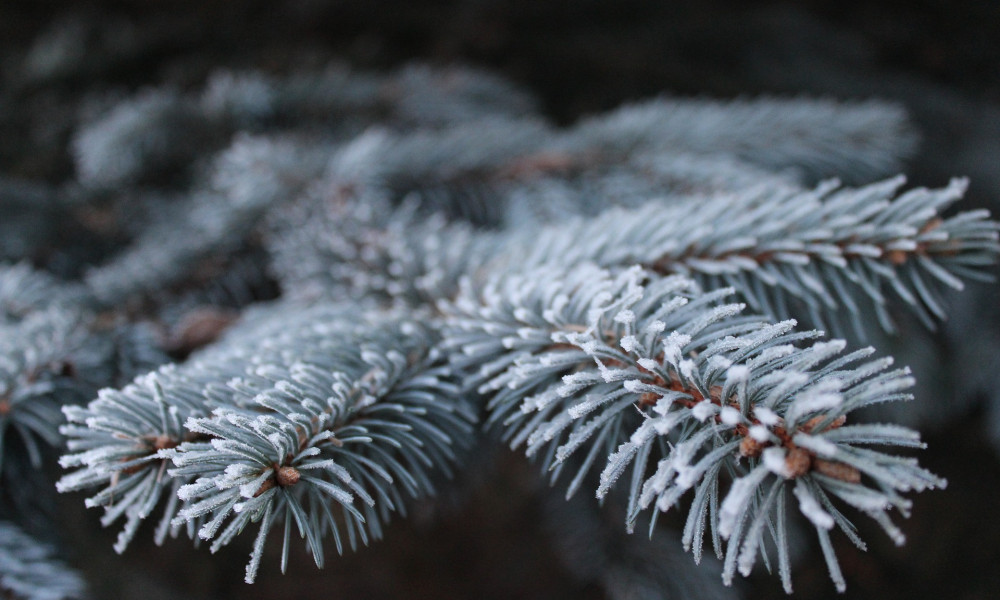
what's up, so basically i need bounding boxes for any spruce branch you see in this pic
[288,175,997,337]
[346,95,916,207]
[504,177,999,337]
[566,96,918,184]
[0,263,169,506]
[71,63,537,190]
[168,317,473,582]
[20,51,996,595]
[83,135,327,307]
[0,264,86,323]
[0,306,88,476]
[443,265,944,592]
[59,303,474,581]
[0,520,87,600]
[56,302,361,552]
[268,190,502,305]
[275,95,909,238]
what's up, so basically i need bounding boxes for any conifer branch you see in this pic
[443,265,944,591]
[0,520,87,600]
[0,305,87,476]
[57,303,361,552]
[23,55,996,595]
[503,177,999,336]
[71,64,536,190]
[286,175,997,338]
[566,96,918,183]
[58,303,474,581]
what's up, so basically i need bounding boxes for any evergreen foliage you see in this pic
[0,50,997,598]
[0,520,87,600]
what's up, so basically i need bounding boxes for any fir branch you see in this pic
[167,317,474,582]
[308,95,912,228]
[281,102,821,232]
[284,176,996,338]
[267,191,502,305]
[0,520,87,600]
[83,135,327,306]
[442,265,944,591]
[0,306,88,476]
[0,263,87,324]
[222,62,538,130]
[565,96,918,184]
[59,303,474,580]
[71,63,537,191]
[20,48,996,596]
[503,177,999,337]
[72,88,215,190]
[56,302,360,552]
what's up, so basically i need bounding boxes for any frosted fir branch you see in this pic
[327,63,538,127]
[72,88,216,189]
[297,112,800,230]
[71,63,537,190]
[303,95,909,230]
[267,189,503,305]
[0,520,87,600]
[441,265,944,592]
[166,318,474,582]
[266,119,556,232]
[0,263,88,324]
[0,264,165,491]
[502,177,999,337]
[56,302,363,553]
[0,306,89,475]
[215,62,538,130]
[58,302,474,578]
[564,96,918,184]
[83,135,328,306]
[273,166,994,334]
[56,368,211,554]
[501,150,799,228]
[266,143,795,307]
[250,96,921,308]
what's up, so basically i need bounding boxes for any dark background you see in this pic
[2,1,999,599]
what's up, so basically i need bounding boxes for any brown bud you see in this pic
[708,386,724,403]
[639,392,660,407]
[813,459,861,483]
[785,448,812,478]
[276,466,301,487]
[253,478,276,497]
[920,218,943,234]
[499,152,574,180]
[887,249,908,265]
[150,435,179,451]
[0,397,10,416]
[170,308,238,354]
[119,460,149,476]
[740,436,765,458]
[801,414,846,433]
